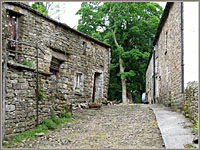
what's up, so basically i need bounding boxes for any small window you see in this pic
[6,10,20,51]
[165,31,168,54]
[50,57,62,75]
[83,41,87,55]
[75,73,82,89]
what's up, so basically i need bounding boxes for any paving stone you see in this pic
[7,105,164,149]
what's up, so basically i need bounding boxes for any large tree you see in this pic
[76,2,163,102]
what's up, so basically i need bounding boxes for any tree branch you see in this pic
[112,30,119,47]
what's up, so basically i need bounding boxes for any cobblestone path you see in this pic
[12,104,165,149]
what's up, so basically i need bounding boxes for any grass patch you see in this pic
[134,102,143,104]
[184,144,196,149]
[13,124,48,142]
[183,124,194,129]
[3,110,72,147]
[195,120,198,133]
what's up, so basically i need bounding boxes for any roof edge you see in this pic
[145,2,174,72]
[4,2,111,49]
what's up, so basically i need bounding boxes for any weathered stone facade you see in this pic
[146,2,184,109]
[145,55,153,104]
[2,2,111,137]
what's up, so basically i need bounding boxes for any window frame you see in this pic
[75,73,82,89]
[50,57,62,75]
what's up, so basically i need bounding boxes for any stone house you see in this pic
[145,2,184,109]
[2,2,111,138]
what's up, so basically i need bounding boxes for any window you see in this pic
[165,31,168,55]
[75,73,82,89]
[50,57,62,75]
[6,10,20,51]
[83,41,87,55]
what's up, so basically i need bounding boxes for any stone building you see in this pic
[145,2,184,109]
[2,2,111,138]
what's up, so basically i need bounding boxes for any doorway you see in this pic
[92,72,102,102]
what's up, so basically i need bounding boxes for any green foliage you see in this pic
[134,102,143,104]
[42,110,72,130]
[24,58,34,68]
[3,110,72,146]
[76,2,163,101]
[24,58,28,66]
[42,118,57,130]
[12,124,48,143]
[28,60,33,68]
[31,2,48,16]
[184,144,196,149]
[195,120,198,133]
[38,79,46,99]
[60,110,71,118]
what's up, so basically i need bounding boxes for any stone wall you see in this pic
[146,2,184,109]
[145,55,153,104]
[184,81,199,123]
[2,2,111,138]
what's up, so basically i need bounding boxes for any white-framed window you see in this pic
[75,73,82,89]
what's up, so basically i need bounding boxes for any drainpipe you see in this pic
[153,47,156,103]
[181,2,184,93]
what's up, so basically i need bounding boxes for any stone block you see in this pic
[21,83,29,89]
[13,83,21,90]
[10,73,18,79]
[6,104,15,112]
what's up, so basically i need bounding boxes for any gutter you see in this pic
[153,47,156,103]
[181,2,184,93]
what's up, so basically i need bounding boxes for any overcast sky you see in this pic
[50,2,166,28]
[46,2,198,86]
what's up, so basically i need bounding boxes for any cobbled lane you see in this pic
[11,104,165,149]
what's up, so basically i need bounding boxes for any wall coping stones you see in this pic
[4,2,112,49]
[8,60,53,76]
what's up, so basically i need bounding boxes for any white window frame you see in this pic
[75,72,82,89]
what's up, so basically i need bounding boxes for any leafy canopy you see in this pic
[31,2,48,16]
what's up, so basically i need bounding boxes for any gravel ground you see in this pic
[8,104,165,149]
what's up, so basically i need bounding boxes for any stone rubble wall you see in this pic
[2,2,111,138]
[145,56,153,104]
[184,81,199,122]
[156,2,183,109]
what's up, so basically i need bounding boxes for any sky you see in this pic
[54,2,167,28]
[183,2,199,86]
[43,2,198,87]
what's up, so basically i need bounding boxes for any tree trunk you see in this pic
[113,30,127,103]
[119,56,127,103]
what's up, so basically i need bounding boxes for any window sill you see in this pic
[74,89,82,96]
